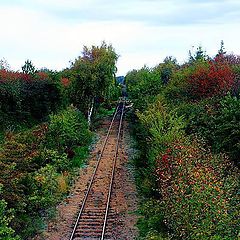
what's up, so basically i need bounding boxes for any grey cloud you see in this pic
[3,0,240,26]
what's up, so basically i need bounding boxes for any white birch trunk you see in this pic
[87,98,94,125]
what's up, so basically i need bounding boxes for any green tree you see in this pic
[188,46,208,63]
[69,42,118,123]
[155,56,178,84]
[125,66,162,111]
[22,60,36,75]
[217,40,226,56]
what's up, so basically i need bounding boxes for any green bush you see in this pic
[0,185,20,240]
[187,94,240,164]
[137,98,186,150]
[130,94,239,239]
[21,79,62,120]
[0,110,91,238]
[137,199,167,238]
[0,71,63,126]
[40,149,70,172]
[125,67,163,111]
[71,146,89,168]
[46,106,92,151]
[27,164,60,210]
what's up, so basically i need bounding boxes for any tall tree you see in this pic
[70,42,118,123]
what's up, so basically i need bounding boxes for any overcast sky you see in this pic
[1,0,240,75]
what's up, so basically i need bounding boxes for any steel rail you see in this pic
[69,99,121,240]
[101,99,125,240]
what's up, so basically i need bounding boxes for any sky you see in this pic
[0,0,240,76]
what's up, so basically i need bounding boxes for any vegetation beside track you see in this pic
[126,44,240,239]
[0,42,120,239]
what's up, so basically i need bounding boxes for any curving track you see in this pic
[69,98,125,240]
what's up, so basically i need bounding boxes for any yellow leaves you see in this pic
[34,175,46,183]
[56,174,68,194]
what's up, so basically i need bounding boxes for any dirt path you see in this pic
[34,117,139,240]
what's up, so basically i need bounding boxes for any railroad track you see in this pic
[69,98,125,240]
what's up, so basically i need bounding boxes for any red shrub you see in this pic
[155,139,239,238]
[61,77,70,87]
[188,61,235,99]
[36,72,49,80]
[0,69,32,82]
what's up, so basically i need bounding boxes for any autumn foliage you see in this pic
[188,60,235,99]
[126,46,240,239]
[156,140,239,239]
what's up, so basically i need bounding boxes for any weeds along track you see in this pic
[69,98,125,240]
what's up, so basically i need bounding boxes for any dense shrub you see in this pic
[0,184,20,240]
[126,67,162,111]
[0,70,62,126]
[0,43,117,239]
[127,51,240,239]
[137,199,169,239]
[188,60,235,99]
[0,107,92,238]
[156,138,239,239]
[46,106,92,152]
[20,78,62,119]
[133,98,240,239]
[188,94,240,165]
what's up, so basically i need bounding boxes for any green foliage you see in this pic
[20,79,62,119]
[0,42,117,239]
[69,42,118,119]
[126,48,240,239]
[125,67,162,111]
[137,199,167,238]
[0,108,92,238]
[105,80,121,103]
[0,185,20,240]
[138,98,186,148]
[132,96,240,238]
[154,56,178,85]
[0,70,62,130]
[40,149,69,172]
[46,106,92,151]
[188,46,209,63]
[27,164,60,210]
[188,94,240,165]
[161,67,190,104]
[71,146,89,168]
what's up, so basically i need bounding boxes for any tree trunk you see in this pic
[87,98,94,125]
